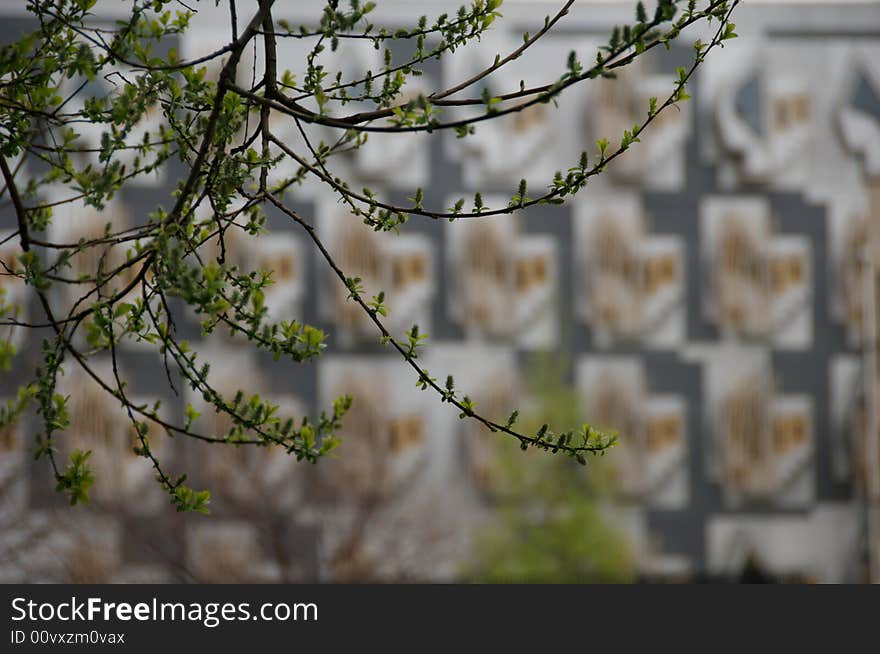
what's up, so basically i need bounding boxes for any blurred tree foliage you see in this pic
[467,352,635,583]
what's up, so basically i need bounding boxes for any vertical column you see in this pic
[865,178,880,583]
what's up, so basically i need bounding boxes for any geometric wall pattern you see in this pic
[1,1,879,582]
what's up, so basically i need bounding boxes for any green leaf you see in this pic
[722,23,738,41]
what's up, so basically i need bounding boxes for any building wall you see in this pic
[1,1,879,582]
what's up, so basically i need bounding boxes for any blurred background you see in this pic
[1,0,879,583]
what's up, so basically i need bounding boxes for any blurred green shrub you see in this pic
[465,352,636,583]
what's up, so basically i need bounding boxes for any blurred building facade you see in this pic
[1,1,879,582]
